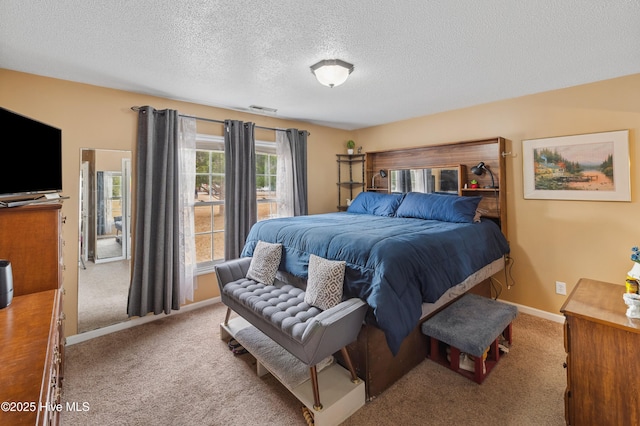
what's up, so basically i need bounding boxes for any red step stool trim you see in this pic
[428,322,512,384]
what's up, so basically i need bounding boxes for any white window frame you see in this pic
[194,134,278,275]
[255,142,278,221]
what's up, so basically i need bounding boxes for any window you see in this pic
[194,135,279,272]
[194,139,225,270]
[255,142,278,221]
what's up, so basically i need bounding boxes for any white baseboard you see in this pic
[503,300,565,323]
[66,297,564,346]
[66,296,221,346]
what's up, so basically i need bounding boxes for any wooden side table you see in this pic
[560,278,640,425]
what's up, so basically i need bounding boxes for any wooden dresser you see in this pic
[560,278,640,426]
[0,204,63,296]
[0,204,65,425]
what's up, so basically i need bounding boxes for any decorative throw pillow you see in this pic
[246,240,282,285]
[304,254,346,310]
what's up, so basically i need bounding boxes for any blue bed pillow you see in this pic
[395,192,482,223]
[347,192,404,217]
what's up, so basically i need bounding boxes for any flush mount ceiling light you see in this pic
[310,59,354,88]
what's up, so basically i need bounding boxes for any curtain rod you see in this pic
[130,106,309,135]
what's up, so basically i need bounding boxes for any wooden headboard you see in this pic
[364,137,508,236]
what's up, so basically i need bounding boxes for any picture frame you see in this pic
[523,130,630,201]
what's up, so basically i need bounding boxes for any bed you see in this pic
[241,192,510,355]
[245,136,510,398]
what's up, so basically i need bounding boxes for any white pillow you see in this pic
[304,254,346,310]
[246,241,282,285]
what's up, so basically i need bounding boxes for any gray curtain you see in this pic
[96,171,106,235]
[128,106,181,317]
[286,128,308,216]
[224,120,256,260]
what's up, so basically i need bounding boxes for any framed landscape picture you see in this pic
[523,130,630,201]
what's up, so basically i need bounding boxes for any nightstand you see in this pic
[560,278,640,425]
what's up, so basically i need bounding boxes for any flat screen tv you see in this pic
[0,107,62,200]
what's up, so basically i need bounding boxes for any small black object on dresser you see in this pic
[0,260,13,309]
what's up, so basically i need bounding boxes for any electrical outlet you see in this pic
[555,281,567,295]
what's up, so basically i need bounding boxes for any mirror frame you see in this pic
[78,148,132,334]
[80,149,132,263]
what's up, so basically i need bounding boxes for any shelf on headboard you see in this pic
[364,137,508,236]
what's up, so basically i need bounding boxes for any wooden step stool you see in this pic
[420,293,518,384]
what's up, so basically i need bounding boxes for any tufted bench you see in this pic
[215,257,367,411]
[421,293,518,384]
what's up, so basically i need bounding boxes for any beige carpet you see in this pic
[62,302,566,426]
[77,259,131,333]
[96,237,124,259]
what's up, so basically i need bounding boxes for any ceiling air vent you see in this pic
[248,105,277,115]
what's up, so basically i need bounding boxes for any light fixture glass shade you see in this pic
[310,59,354,88]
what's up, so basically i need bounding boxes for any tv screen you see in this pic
[0,107,62,199]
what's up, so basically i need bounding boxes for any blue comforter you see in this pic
[241,212,510,354]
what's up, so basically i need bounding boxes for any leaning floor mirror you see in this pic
[78,148,132,333]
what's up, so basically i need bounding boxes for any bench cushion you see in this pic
[420,293,517,357]
[222,276,322,343]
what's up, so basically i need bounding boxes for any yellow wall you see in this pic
[355,73,640,316]
[94,149,129,172]
[2,68,638,337]
[0,69,351,337]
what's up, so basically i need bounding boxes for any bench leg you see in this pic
[474,356,485,384]
[503,322,513,345]
[449,346,461,370]
[429,337,441,362]
[340,347,361,384]
[491,338,500,362]
[310,365,322,411]
[223,307,231,325]
[309,347,360,411]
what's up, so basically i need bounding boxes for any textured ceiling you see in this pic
[1,1,639,130]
